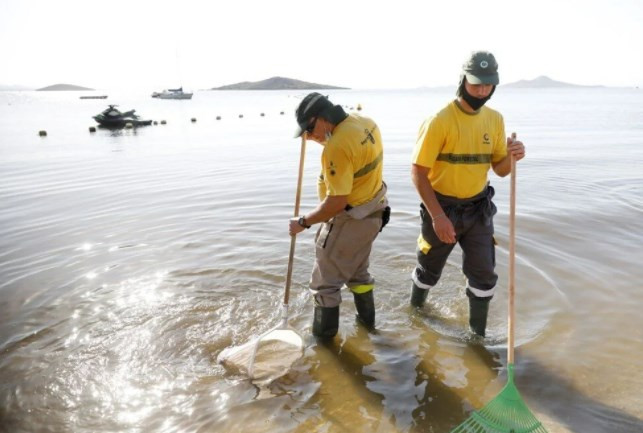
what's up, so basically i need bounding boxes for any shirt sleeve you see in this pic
[491,113,508,163]
[322,144,354,196]
[412,116,444,168]
[317,172,327,201]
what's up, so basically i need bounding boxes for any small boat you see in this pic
[92,105,152,128]
[80,95,108,99]
[151,87,193,100]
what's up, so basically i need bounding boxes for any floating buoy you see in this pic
[357,104,362,111]
[260,113,265,117]
[125,123,133,129]
[160,120,167,125]
[153,121,158,125]
[89,126,96,133]
[191,118,197,122]
[216,116,221,120]
[280,111,284,115]
[239,114,243,118]
[38,130,47,137]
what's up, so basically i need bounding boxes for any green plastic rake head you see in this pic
[451,150,548,433]
[451,365,548,433]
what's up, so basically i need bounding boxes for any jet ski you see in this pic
[92,105,153,127]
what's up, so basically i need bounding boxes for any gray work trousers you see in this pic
[309,211,383,307]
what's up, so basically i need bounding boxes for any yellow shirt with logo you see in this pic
[412,100,507,199]
[317,113,383,206]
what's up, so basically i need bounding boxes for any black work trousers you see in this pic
[412,189,498,299]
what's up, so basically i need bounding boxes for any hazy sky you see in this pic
[1,0,641,90]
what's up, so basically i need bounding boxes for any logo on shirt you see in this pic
[360,126,376,145]
[483,133,490,145]
[328,161,337,176]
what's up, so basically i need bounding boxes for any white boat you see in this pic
[151,87,193,100]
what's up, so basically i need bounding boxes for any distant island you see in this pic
[37,84,94,91]
[211,76,348,90]
[503,75,602,88]
[2,76,618,92]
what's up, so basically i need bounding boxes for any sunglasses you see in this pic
[305,117,317,134]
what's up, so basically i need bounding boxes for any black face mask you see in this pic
[461,84,495,111]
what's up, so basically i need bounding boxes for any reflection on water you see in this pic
[101,126,142,138]
[1,89,642,432]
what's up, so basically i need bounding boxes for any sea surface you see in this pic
[1,87,642,433]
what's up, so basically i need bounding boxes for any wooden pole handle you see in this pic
[508,132,517,364]
[284,135,307,306]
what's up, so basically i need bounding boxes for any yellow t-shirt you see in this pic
[317,114,383,206]
[412,100,507,198]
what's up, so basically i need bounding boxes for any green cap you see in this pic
[462,51,499,85]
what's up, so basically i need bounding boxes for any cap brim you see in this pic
[293,124,305,138]
[465,72,499,85]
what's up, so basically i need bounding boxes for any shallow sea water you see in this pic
[1,87,642,432]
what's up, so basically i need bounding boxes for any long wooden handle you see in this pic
[283,135,307,306]
[508,133,517,364]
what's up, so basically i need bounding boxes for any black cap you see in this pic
[294,92,333,138]
[462,51,499,85]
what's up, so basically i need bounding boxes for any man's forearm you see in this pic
[492,156,511,177]
[411,164,445,219]
[303,195,348,226]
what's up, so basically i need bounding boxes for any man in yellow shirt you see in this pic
[410,51,526,337]
[290,93,389,339]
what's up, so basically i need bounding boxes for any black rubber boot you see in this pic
[353,291,375,329]
[469,297,491,337]
[312,306,339,339]
[410,283,429,308]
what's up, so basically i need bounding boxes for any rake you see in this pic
[451,135,548,433]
